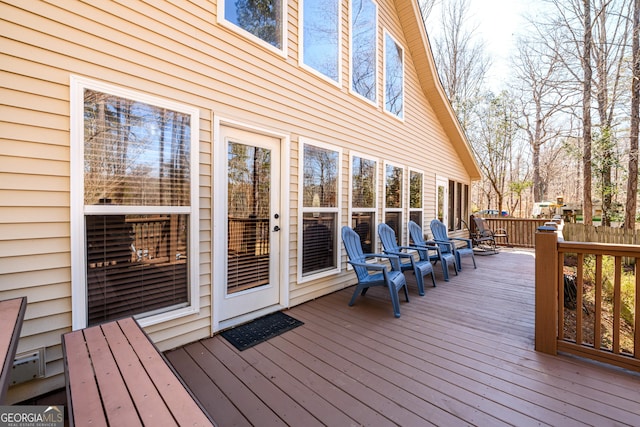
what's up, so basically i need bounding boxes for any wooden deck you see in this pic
[166,250,640,426]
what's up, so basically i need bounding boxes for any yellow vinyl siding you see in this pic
[1,0,477,402]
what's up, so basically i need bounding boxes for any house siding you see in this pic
[0,0,477,403]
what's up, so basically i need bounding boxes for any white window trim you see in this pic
[348,0,379,107]
[217,0,288,58]
[383,160,405,245]
[297,137,342,284]
[409,167,424,226]
[298,0,342,87]
[383,30,405,121]
[348,151,379,260]
[70,75,200,330]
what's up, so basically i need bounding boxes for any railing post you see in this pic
[535,226,559,355]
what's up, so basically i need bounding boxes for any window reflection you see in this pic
[224,0,283,49]
[385,164,402,208]
[410,170,422,209]
[84,90,191,206]
[385,164,403,243]
[352,156,376,208]
[303,145,338,208]
[303,0,340,81]
[351,155,377,254]
[351,0,377,102]
[384,33,404,118]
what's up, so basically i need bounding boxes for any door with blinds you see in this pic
[217,126,281,322]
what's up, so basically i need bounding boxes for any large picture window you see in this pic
[301,0,340,82]
[220,0,285,51]
[350,154,377,254]
[384,31,404,119]
[384,163,404,244]
[350,0,377,103]
[71,77,199,328]
[300,140,341,278]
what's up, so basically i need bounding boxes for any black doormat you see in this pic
[221,311,304,351]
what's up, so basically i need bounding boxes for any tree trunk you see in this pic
[582,0,593,225]
[626,0,640,230]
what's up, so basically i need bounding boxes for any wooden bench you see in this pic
[62,317,215,427]
[0,296,27,404]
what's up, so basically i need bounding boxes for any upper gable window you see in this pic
[350,0,377,103]
[384,31,404,119]
[221,0,285,51]
[301,0,341,83]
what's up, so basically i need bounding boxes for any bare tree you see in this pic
[422,0,490,129]
[469,92,519,214]
[418,0,438,20]
[513,32,569,203]
[582,0,595,224]
[535,0,595,223]
[591,0,632,226]
[626,0,640,229]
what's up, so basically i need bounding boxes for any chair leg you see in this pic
[451,258,459,276]
[441,261,450,281]
[430,271,436,287]
[455,252,462,271]
[388,284,402,318]
[402,282,409,302]
[349,285,366,306]
[414,268,425,296]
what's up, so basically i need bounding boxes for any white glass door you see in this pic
[217,126,281,323]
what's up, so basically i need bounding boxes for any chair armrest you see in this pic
[348,260,386,271]
[356,253,402,271]
[450,237,473,248]
[408,244,441,258]
[384,246,414,258]
[431,239,455,251]
[374,253,402,271]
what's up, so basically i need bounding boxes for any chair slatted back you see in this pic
[378,223,400,253]
[430,219,454,254]
[341,226,370,282]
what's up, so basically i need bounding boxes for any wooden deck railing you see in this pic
[472,217,548,247]
[535,228,640,372]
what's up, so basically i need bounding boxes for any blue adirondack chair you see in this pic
[407,220,458,281]
[341,226,409,318]
[377,222,436,295]
[430,219,476,271]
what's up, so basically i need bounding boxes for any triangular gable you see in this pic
[396,0,482,180]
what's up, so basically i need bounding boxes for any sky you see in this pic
[425,0,531,90]
[468,0,529,86]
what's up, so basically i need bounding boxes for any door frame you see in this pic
[212,117,290,333]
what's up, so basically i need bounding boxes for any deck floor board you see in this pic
[166,250,640,426]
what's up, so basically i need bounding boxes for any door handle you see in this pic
[273,226,280,232]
